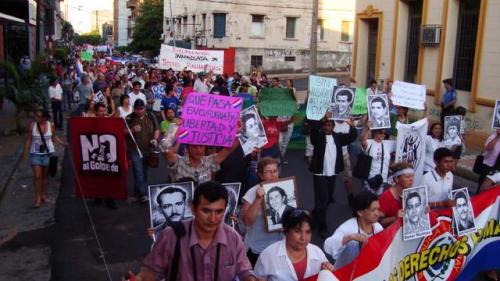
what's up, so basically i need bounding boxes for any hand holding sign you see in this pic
[178,93,242,147]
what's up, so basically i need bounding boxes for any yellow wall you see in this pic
[354,0,500,149]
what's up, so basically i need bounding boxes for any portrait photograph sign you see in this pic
[178,93,242,147]
[306,75,337,120]
[492,100,500,129]
[330,86,355,121]
[238,105,268,156]
[444,115,462,147]
[148,182,194,239]
[367,94,391,129]
[402,185,432,241]
[261,177,298,232]
[391,80,426,110]
[222,182,241,229]
[451,188,477,236]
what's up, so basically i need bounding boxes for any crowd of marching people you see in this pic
[22,46,500,281]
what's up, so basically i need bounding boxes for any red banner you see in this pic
[69,117,128,199]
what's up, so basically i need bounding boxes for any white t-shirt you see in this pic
[49,84,63,101]
[365,139,395,182]
[423,169,453,203]
[117,106,132,118]
[424,136,444,172]
[324,217,383,259]
[128,91,147,108]
[242,184,283,254]
[255,239,328,281]
[486,171,500,184]
[321,135,337,176]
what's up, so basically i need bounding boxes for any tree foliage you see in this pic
[0,54,51,133]
[74,30,105,46]
[61,20,75,45]
[130,0,164,55]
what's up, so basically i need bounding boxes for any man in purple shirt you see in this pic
[128,181,257,281]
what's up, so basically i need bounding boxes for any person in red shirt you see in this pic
[261,117,281,161]
[378,162,414,228]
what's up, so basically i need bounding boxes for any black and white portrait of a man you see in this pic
[368,94,391,129]
[262,177,298,232]
[452,188,476,236]
[148,182,194,237]
[330,86,355,121]
[403,185,431,241]
[222,182,241,228]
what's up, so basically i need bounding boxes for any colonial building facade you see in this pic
[352,0,500,148]
[164,0,355,74]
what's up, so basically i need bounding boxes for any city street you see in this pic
[45,145,483,280]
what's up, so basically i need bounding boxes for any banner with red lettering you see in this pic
[69,117,128,199]
[305,187,500,281]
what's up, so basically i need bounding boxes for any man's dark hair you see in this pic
[266,186,288,206]
[193,181,228,207]
[282,208,312,234]
[370,96,387,108]
[352,191,379,217]
[455,106,466,116]
[433,147,454,163]
[157,186,187,205]
[273,77,280,82]
[335,89,353,103]
[406,192,422,206]
[370,79,377,85]
[50,77,58,84]
[442,78,453,86]
[454,190,468,203]
[132,81,141,87]
[94,102,106,112]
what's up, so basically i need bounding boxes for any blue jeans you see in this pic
[130,150,148,197]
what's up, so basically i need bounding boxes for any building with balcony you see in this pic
[165,0,355,74]
[351,0,500,149]
[114,0,132,46]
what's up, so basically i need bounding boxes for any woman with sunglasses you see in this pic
[323,191,383,268]
[254,208,334,280]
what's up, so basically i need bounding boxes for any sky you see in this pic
[64,0,113,34]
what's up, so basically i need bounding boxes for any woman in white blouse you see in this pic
[116,94,132,118]
[254,209,334,281]
[324,191,383,268]
[425,122,445,173]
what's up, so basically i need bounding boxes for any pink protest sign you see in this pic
[178,93,243,147]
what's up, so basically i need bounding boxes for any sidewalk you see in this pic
[0,101,66,280]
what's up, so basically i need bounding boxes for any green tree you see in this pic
[130,0,164,55]
[74,30,105,46]
[0,54,51,133]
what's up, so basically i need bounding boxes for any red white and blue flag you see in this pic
[307,186,500,281]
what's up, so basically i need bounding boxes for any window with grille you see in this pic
[318,19,325,41]
[341,21,352,42]
[251,15,264,37]
[213,13,226,38]
[251,55,263,67]
[284,56,296,62]
[453,0,480,91]
[286,17,297,38]
[404,0,422,83]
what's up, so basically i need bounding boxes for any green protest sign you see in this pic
[258,88,297,117]
[352,88,368,115]
[81,51,93,62]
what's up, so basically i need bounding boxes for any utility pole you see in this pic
[309,0,319,75]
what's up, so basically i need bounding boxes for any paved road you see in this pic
[47,144,493,280]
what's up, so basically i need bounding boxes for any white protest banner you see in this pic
[391,80,426,110]
[306,75,337,120]
[396,118,428,185]
[158,45,224,74]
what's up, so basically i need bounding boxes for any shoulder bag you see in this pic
[352,144,373,180]
[36,122,58,177]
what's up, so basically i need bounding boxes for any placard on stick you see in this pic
[306,75,337,120]
[391,80,426,110]
[259,88,297,117]
[177,93,242,147]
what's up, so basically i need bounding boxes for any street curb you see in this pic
[0,144,24,202]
